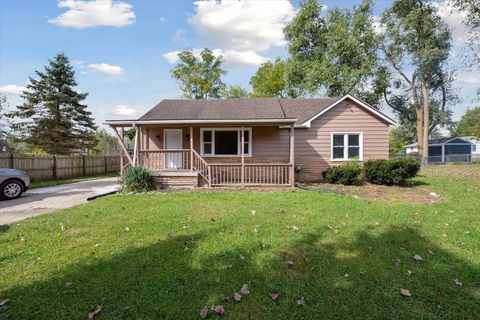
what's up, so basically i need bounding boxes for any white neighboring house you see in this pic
[405,143,418,154]
[461,136,480,157]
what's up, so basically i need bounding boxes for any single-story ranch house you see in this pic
[106,94,396,188]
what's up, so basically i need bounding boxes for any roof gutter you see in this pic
[105,118,298,126]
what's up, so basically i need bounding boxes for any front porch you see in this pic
[109,123,295,188]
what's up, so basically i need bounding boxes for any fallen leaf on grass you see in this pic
[287,261,294,268]
[406,270,412,277]
[400,289,412,297]
[0,299,10,310]
[199,307,209,318]
[239,254,245,260]
[88,305,102,319]
[233,293,242,302]
[212,305,225,315]
[65,282,72,288]
[412,254,423,261]
[269,292,280,300]
[124,227,130,232]
[297,297,306,306]
[251,209,256,215]
[240,284,250,295]
[453,278,463,286]
[392,259,402,267]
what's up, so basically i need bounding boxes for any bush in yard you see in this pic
[322,160,364,185]
[123,166,156,192]
[364,158,420,185]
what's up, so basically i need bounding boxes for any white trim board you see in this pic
[200,127,252,157]
[330,132,364,162]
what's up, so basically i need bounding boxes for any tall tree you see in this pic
[0,94,10,145]
[453,107,480,137]
[221,85,249,99]
[171,48,227,99]
[283,0,384,106]
[91,128,120,155]
[381,0,453,162]
[249,59,297,98]
[8,53,97,155]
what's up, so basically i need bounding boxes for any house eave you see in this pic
[105,118,298,127]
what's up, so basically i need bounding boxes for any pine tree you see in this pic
[9,53,97,154]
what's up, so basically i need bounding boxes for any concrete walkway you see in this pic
[0,177,121,225]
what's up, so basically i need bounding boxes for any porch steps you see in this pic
[152,171,198,189]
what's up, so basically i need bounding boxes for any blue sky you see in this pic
[0,0,478,128]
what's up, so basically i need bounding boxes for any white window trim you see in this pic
[200,127,252,157]
[330,132,363,161]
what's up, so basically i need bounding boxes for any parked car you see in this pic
[0,168,30,200]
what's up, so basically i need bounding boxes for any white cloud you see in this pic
[0,84,26,95]
[456,70,480,85]
[433,1,469,45]
[372,15,386,35]
[163,48,269,66]
[222,50,269,66]
[48,0,135,29]
[163,51,181,64]
[172,29,187,44]
[163,1,294,67]
[112,104,137,116]
[88,63,124,75]
[188,0,295,52]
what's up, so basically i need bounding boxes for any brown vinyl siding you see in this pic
[294,100,389,181]
[141,126,289,163]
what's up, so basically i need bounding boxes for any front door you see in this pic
[164,129,183,169]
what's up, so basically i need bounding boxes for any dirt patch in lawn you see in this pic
[299,182,439,204]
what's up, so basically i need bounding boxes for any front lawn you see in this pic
[0,166,479,319]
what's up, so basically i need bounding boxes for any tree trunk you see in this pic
[416,105,423,158]
[421,79,430,165]
[412,76,423,159]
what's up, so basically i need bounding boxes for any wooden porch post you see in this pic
[133,124,140,166]
[120,127,124,176]
[146,128,150,149]
[111,126,133,166]
[241,127,245,187]
[190,126,193,171]
[290,125,295,187]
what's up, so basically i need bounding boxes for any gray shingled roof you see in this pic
[138,98,337,125]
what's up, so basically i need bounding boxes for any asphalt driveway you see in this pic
[0,177,121,225]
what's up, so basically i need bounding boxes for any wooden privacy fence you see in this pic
[0,153,120,181]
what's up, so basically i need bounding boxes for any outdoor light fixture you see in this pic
[155,134,160,141]
[185,134,190,140]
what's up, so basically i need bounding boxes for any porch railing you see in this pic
[210,163,292,186]
[139,149,191,170]
[139,149,293,187]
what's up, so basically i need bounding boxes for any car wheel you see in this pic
[0,180,24,200]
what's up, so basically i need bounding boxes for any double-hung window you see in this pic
[331,132,363,161]
[201,128,252,157]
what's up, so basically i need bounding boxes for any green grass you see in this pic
[30,172,119,189]
[1,166,479,319]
